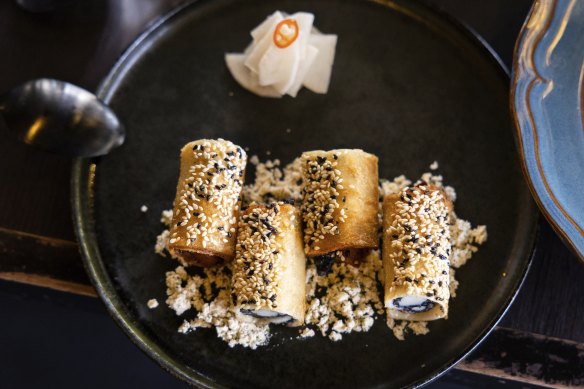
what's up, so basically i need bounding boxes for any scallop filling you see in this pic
[240,309,292,324]
[392,296,436,313]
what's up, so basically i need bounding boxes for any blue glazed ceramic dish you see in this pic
[512,0,584,261]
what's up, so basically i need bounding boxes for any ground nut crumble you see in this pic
[153,159,487,347]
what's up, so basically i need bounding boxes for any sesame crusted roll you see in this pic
[168,139,247,267]
[382,183,451,321]
[301,149,379,273]
[233,202,306,326]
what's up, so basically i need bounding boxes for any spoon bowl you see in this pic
[0,79,124,157]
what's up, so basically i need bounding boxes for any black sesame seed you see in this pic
[415,248,422,254]
[316,156,327,165]
[333,154,338,160]
[227,232,232,238]
[405,277,412,283]
[426,293,433,297]
[392,234,399,239]
[218,226,224,231]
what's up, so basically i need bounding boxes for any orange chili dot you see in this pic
[273,19,299,49]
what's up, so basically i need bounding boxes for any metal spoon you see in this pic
[0,79,124,157]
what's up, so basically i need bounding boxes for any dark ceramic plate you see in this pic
[512,0,584,262]
[72,0,538,387]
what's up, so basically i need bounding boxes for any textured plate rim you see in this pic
[71,0,539,387]
[511,0,584,262]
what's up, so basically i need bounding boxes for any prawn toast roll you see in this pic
[382,183,451,321]
[168,139,247,267]
[233,202,306,326]
[300,149,379,270]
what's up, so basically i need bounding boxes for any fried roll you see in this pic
[300,149,379,273]
[382,183,451,321]
[168,139,247,267]
[233,202,306,326]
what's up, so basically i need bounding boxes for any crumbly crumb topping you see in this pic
[166,265,271,349]
[386,183,451,303]
[232,203,284,309]
[242,157,303,206]
[304,250,383,341]
[301,152,345,252]
[147,299,159,309]
[169,139,246,249]
[153,157,487,346]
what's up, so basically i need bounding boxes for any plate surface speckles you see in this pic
[72,0,538,387]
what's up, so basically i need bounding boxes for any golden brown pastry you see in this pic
[382,183,451,321]
[232,202,306,326]
[168,139,246,267]
[300,149,379,273]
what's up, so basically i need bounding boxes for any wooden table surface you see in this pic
[0,0,582,387]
